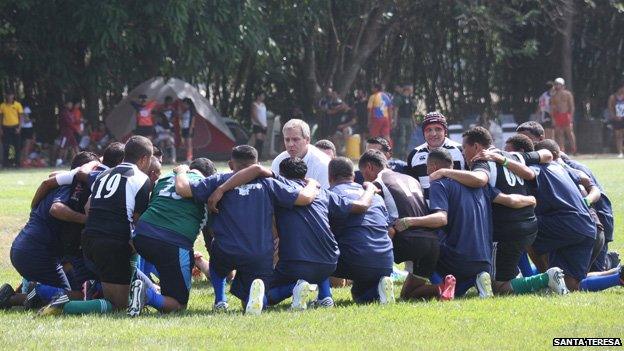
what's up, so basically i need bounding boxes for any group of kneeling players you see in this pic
[0,113,622,317]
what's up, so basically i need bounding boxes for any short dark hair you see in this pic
[70,151,99,169]
[427,148,453,167]
[190,158,217,177]
[102,142,125,168]
[164,96,173,103]
[535,139,560,159]
[279,157,307,180]
[152,146,163,159]
[462,126,493,147]
[505,134,534,152]
[358,149,388,170]
[124,136,153,164]
[231,145,258,165]
[328,157,354,181]
[366,137,391,153]
[138,94,147,99]
[373,83,382,91]
[315,139,336,154]
[516,121,544,139]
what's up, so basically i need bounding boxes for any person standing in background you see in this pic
[393,85,415,159]
[536,82,555,140]
[19,100,35,167]
[0,91,24,168]
[251,92,268,160]
[368,83,393,142]
[178,98,196,163]
[607,83,624,158]
[550,77,576,154]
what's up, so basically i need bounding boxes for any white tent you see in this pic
[105,77,234,141]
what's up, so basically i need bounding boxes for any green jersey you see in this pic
[134,171,209,249]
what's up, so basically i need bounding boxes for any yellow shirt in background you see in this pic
[0,101,23,127]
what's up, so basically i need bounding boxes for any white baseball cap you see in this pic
[554,77,565,85]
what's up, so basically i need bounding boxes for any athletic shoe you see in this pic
[213,301,229,313]
[391,267,408,283]
[438,275,456,301]
[23,283,44,309]
[291,280,317,311]
[378,276,395,304]
[308,296,335,309]
[127,279,147,317]
[37,293,69,316]
[0,284,14,309]
[475,272,493,298]
[245,279,265,315]
[546,267,569,295]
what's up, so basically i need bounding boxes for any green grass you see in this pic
[0,159,623,350]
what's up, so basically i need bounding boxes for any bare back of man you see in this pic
[551,84,577,154]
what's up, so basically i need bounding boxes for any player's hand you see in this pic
[207,188,224,213]
[471,150,503,163]
[394,218,410,232]
[428,169,447,181]
[527,195,537,207]
[173,164,190,174]
[305,178,320,188]
[363,181,381,194]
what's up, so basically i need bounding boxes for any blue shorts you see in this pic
[209,242,273,302]
[333,258,392,302]
[10,247,71,290]
[270,261,336,287]
[133,235,193,305]
[533,231,594,280]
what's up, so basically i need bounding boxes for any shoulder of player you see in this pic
[442,138,462,149]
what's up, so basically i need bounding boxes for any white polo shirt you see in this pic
[271,144,331,188]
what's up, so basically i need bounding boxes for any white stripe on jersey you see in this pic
[407,137,465,189]
[125,164,150,224]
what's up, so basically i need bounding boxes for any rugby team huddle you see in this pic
[1,112,622,317]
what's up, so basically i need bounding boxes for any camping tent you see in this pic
[105,77,236,158]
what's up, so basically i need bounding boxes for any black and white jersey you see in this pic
[471,148,541,241]
[84,162,151,241]
[374,169,437,239]
[406,138,465,199]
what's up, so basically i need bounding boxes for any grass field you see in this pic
[0,159,622,350]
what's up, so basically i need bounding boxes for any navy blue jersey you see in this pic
[328,182,394,269]
[87,165,109,189]
[84,162,151,241]
[563,158,614,241]
[528,163,596,239]
[429,178,500,263]
[60,179,91,256]
[191,173,299,258]
[275,178,352,264]
[12,187,71,254]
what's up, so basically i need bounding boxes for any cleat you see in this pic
[309,296,335,309]
[378,276,395,304]
[606,251,620,271]
[438,275,456,301]
[127,279,147,317]
[0,284,15,309]
[391,267,408,283]
[23,283,44,309]
[245,279,265,315]
[213,301,229,313]
[546,267,569,295]
[37,293,69,316]
[291,280,317,311]
[475,272,493,298]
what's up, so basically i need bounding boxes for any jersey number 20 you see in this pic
[93,173,122,199]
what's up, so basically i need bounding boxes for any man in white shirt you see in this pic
[251,93,268,159]
[271,119,331,188]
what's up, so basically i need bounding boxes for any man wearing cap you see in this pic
[406,112,465,199]
[550,78,576,154]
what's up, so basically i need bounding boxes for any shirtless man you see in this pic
[607,84,624,158]
[550,77,576,154]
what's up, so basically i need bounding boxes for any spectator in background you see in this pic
[250,92,268,159]
[368,83,393,142]
[55,100,78,167]
[178,98,196,163]
[607,83,624,158]
[536,81,555,140]
[154,112,176,164]
[131,94,157,140]
[0,91,24,168]
[328,92,356,155]
[71,100,84,141]
[19,100,35,167]
[88,121,111,152]
[354,89,368,135]
[317,87,334,139]
[315,139,336,159]
[550,77,576,154]
[393,85,415,159]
